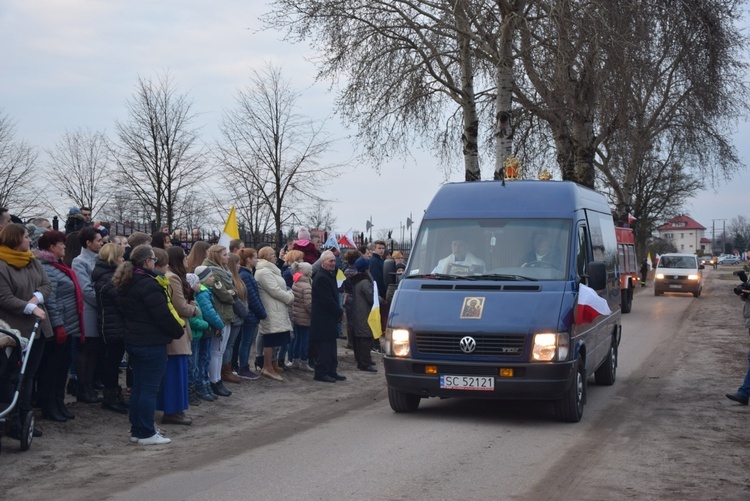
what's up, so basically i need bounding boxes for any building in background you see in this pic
[656,215,708,254]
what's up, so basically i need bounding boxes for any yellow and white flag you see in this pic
[217,205,239,248]
[336,269,346,288]
[368,281,382,339]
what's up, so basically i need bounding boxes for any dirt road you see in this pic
[2,269,749,500]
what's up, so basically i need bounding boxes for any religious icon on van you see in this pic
[460,297,485,319]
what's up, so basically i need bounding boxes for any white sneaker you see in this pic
[291,359,300,369]
[299,362,314,372]
[138,433,171,445]
[130,436,139,443]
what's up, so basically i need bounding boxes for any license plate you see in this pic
[440,375,495,391]
[669,285,682,289]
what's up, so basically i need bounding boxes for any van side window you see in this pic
[575,225,589,277]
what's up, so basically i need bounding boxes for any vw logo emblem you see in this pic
[459,336,476,353]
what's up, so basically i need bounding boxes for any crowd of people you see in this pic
[0,206,405,446]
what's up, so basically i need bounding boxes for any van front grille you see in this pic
[414,332,526,357]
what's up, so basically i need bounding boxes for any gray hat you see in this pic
[186,273,200,289]
[194,266,212,282]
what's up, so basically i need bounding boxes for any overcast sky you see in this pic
[1,1,748,241]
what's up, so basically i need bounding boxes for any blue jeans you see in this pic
[291,324,310,361]
[238,323,258,369]
[278,330,295,364]
[125,343,168,439]
[739,348,750,397]
[191,337,212,387]
[222,324,241,365]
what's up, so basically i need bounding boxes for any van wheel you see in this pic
[388,387,421,413]
[595,341,617,386]
[555,356,585,423]
[693,289,701,298]
[621,287,632,313]
[654,288,662,296]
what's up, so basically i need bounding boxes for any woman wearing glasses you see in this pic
[113,245,184,445]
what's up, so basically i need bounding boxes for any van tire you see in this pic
[654,288,662,296]
[595,341,617,386]
[693,289,701,298]
[388,387,421,413]
[621,287,632,313]
[555,356,585,423]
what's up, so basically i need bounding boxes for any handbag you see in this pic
[232,297,249,320]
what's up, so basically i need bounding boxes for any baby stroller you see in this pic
[0,319,40,454]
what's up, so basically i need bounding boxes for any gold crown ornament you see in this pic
[503,156,521,180]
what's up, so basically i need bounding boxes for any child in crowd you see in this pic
[192,267,225,401]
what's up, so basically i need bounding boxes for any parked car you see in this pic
[719,256,741,265]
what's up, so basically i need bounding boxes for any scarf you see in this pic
[0,245,35,269]
[48,261,86,343]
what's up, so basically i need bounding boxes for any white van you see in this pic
[654,253,703,297]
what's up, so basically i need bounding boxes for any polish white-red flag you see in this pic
[576,283,611,325]
[337,229,357,248]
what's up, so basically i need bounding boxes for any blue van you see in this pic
[383,180,622,422]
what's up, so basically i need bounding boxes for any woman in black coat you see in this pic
[92,243,128,414]
[114,244,183,445]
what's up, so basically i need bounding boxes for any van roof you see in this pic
[425,180,611,219]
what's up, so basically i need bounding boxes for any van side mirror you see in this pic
[586,262,607,290]
[698,264,705,270]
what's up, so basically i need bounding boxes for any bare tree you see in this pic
[214,63,338,244]
[112,71,206,230]
[305,200,337,232]
[46,128,112,218]
[0,111,41,216]
[266,0,489,180]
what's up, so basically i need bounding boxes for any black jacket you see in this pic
[369,254,386,299]
[311,268,343,342]
[92,259,127,344]
[117,268,184,346]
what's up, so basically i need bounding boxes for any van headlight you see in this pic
[655,273,664,279]
[386,328,411,357]
[531,332,569,362]
[687,274,700,280]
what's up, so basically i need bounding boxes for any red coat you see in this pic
[294,241,320,265]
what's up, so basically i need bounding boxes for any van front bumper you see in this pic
[384,356,576,400]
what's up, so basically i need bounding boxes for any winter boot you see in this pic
[196,383,216,402]
[116,386,129,409]
[56,395,75,420]
[77,383,101,404]
[221,363,241,383]
[66,378,78,397]
[102,388,129,414]
[211,381,232,397]
[188,385,202,406]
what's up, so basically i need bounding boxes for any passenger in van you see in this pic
[520,230,564,269]
[432,239,485,275]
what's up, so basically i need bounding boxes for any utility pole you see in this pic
[713,219,726,255]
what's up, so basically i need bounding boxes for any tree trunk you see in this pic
[455,7,480,182]
[494,4,520,180]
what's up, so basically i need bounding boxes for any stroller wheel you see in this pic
[20,411,34,451]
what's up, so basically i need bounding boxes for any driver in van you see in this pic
[520,230,564,269]
[432,239,485,275]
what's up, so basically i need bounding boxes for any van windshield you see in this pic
[406,219,571,281]
[658,256,697,269]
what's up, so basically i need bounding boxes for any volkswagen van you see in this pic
[383,180,622,422]
[653,253,703,297]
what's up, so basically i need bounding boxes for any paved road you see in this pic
[112,280,703,500]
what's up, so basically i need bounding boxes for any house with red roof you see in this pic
[656,215,710,254]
